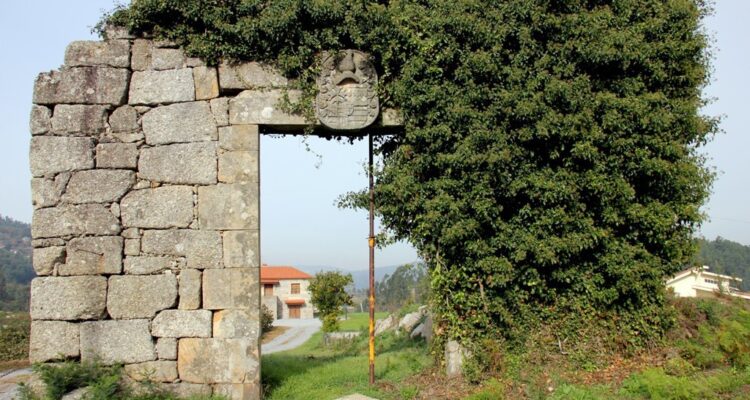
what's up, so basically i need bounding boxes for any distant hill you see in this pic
[296,264,406,290]
[696,237,750,291]
[0,216,33,311]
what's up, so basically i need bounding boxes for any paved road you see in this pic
[0,368,31,400]
[261,318,322,355]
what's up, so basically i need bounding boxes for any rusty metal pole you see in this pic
[368,133,376,385]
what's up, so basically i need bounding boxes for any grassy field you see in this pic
[0,311,30,372]
[261,327,430,399]
[338,311,389,331]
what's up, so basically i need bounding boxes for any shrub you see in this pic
[107,0,716,356]
[261,305,274,334]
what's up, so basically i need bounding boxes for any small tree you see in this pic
[260,305,274,334]
[309,271,353,332]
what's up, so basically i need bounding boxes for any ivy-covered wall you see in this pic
[107,0,716,355]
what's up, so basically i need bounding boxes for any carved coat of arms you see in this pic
[316,50,379,131]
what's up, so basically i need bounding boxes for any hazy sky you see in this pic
[0,2,747,270]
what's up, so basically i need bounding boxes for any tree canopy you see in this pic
[108,0,716,349]
[309,271,354,332]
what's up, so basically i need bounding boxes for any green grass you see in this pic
[0,311,30,362]
[262,328,429,399]
[337,312,388,332]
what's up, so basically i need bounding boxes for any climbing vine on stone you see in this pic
[107,0,717,355]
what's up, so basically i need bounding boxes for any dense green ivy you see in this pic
[107,0,716,351]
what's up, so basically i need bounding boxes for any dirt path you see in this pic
[261,318,322,355]
[0,368,32,400]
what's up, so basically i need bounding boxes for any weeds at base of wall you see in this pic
[17,361,227,400]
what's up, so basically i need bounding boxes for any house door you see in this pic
[289,305,301,319]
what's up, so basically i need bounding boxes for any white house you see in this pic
[260,265,314,319]
[666,266,750,300]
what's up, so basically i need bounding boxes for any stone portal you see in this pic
[29,30,399,400]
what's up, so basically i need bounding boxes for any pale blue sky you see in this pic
[0,1,746,270]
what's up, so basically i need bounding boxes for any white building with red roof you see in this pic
[261,265,314,319]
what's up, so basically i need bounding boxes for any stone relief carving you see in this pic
[316,50,379,131]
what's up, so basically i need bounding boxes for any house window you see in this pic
[705,278,719,285]
[291,283,301,294]
[264,284,274,296]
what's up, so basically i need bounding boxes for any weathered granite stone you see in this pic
[96,143,139,169]
[213,383,260,400]
[187,57,205,67]
[32,238,67,248]
[124,361,178,383]
[162,383,212,397]
[30,276,107,320]
[30,105,52,135]
[198,184,258,230]
[222,231,259,269]
[218,62,287,90]
[374,314,397,336]
[31,174,69,208]
[109,105,139,133]
[157,338,177,360]
[60,236,123,276]
[218,151,258,183]
[30,137,94,177]
[122,227,140,239]
[32,246,65,276]
[121,186,194,229]
[62,170,135,203]
[179,269,201,310]
[203,268,258,310]
[103,23,134,40]
[33,67,130,105]
[228,90,306,125]
[398,311,423,333]
[124,239,140,256]
[316,50,379,131]
[107,274,177,319]
[50,105,108,135]
[210,98,229,126]
[142,102,217,144]
[218,125,258,151]
[142,229,222,269]
[129,69,195,105]
[151,48,186,70]
[178,338,259,384]
[124,256,184,275]
[152,310,212,338]
[111,203,121,217]
[61,387,90,400]
[212,309,259,340]
[80,319,156,365]
[193,66,219,100]
[139,143,217,185]
[29,320,80,362]
[65,40,130,68]
[133,180,151,189]
[131,39,153,71]
[445,340,470,377]
[32,204,120,238]
[108,131,145,143]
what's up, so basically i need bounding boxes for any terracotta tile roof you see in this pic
[285,298,306,305]
[260,265,313,281]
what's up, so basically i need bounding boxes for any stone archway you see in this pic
[28,29,400,400]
